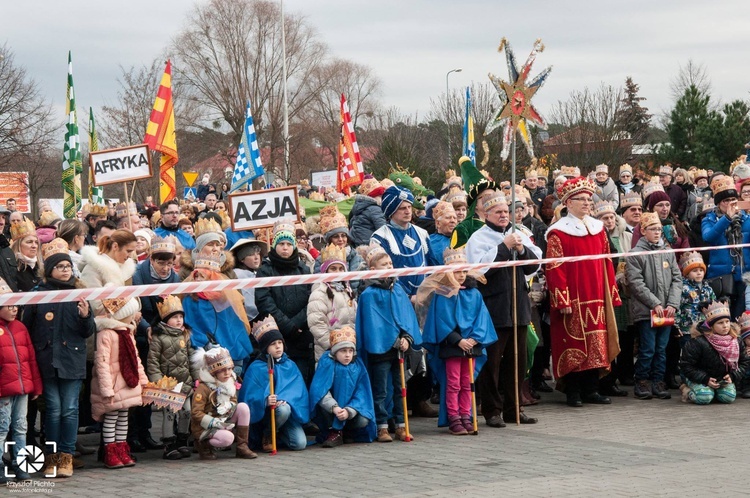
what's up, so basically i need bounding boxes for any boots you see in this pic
[376,428,392,443]
[176,434,191,458]
[42,453,59,477]
[56,452,74,478]
[412,400,438,417]
[162,438,182,460]
[394,427,413,441]
[461,416,475,434]
[103,443,124,469]
[196,439,217,460]
[116,442,136,467]
[321,430,343,448]
[634,379,653,400]
[235,426,258,459]
[448,416,468,435]
[261,433,274,453]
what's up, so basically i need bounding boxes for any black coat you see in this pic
[680,334,750,386]
[255,252,313,358]
[522,214,548,256]
[16,265,40,293]
[22,281,96,380]
[478,240,539,329]
[0,234,18,292]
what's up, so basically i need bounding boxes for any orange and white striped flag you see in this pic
[337,93,363,195]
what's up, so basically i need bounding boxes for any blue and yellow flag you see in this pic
[462,86,475,164]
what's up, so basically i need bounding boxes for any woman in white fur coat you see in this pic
[79,230,138,317]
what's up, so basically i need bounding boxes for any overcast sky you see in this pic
[3,0,748,127]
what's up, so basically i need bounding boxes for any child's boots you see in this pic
[448,416,468,435]
[235,426,258,459]
[103,443,124,469]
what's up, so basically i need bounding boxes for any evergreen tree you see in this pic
[663,84,711,165]
[617,77,651,143]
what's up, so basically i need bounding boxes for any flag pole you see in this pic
[280,0,290,183]
[511,135,520,426]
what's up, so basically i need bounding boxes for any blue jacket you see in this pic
[225,228,255,249]
[701,210,750,281]
[153,225,196,250]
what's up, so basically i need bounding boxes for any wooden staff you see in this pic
[267,355,277,455]
[398,349,412,442]
[510,138,520,426]
[123,182,133,232]
[468,356,478,435]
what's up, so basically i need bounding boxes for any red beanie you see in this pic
[646,191,671,211]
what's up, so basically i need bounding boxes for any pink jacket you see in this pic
[90,318,148,421]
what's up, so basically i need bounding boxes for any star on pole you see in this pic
[486,38,552,159]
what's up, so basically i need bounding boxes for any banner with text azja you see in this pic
[90,144,153,186]
[229,186,300,232]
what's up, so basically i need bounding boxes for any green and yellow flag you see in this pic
[88,107,104,205]
[62,51,82,218]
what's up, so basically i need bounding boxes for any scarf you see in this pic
[115,328,140,388]
[620,181,634,193]
[149,263,172,282]
[17,253,37,269]
[269,249,301,271]
[485,219,511,235]
[46,276,77,289]
[706,332,739,371]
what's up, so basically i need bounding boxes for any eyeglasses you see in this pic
[53,264,73,272]
[4,305,18,310]
[152,260,175,267]
[645,227,663,233]
[568,197,591,203]
[164,211,180,216]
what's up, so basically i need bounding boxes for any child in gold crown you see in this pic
[147,296,199,460]
[190,346,256,459]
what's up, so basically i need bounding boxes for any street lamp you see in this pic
[445,68,462,167]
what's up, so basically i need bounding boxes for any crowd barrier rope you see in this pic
[1,242,748,307]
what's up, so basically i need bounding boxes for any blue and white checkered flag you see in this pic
[231,100,265,192]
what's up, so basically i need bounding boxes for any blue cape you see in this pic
[239,353,310,426]
[182,296,253,362]
[422,288,498,426]
[355,280,422,365]
[308,353,376,443]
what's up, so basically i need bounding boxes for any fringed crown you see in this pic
[41,238,69,260]
[10,217,37,241]
[157,295,183,321]
[194,218,223,238]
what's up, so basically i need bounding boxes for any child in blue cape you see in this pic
[355,246,422,443]
[238,316,309,451]
[309,326,376,447]
[420,247,497,435]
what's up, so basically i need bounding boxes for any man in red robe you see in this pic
[545,177,621,407]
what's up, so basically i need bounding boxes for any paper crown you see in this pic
[525,168,538,180]
[711,176,735,195]
[294,221,307,237]
[38,199,52,212]
[738,312,750,337]
[537,166,549,178]
[88,204,108,217]
[39,210,58,227]
[0,278,11,295]
[194,218,223,238]
[320,243,347,266]
[308,191,325,201]
[319,205,341,220]
[365,245,388,266]
[194,253,222,272]
[658,164,673,176]
[359,178,385,198]
[254,227,273,247]
[482,191,508,212]
[252,316,279,343]
[102,297,140,319]
[115,201,137,219]
[272,219,296,238]
[705,301,731,325]
[329,326,356,349]
[593,201,616,218]
[299,179,310,187]
[679,251,706,277]
[10,217,37,241]
[432,201,456,221]
[619,163,633,176]
[640,212,661,230]
[150,235,177,255]
[595,164,608,174]
[620,191,643,210]
[157,295,183,320]
[560,166,580,178]
[41,238,70,260]
[204,347,234,375]
[443,247,467,265]
[558,177,596,204]
[693,169,709,181]
[702,198,715,213]
[444,190,468,207]
[642,180,665,199]
[319,212,348,236]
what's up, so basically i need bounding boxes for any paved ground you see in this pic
[6,388,748,497]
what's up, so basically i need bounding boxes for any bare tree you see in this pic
[669,59,711,102]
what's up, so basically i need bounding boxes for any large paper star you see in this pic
[486,38,552,159]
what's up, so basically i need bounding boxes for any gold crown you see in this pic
[711,176,734,195]
[254,227,273,246]
[560,166,580,177]
[482,191,508,212]
[359,178,384,197]
[150,235,177,255]
[558,177,596,204]
[194,253,222,272]
[445,169,456,181]
[252,316,279,343]
[102,297,128,315]
[642,180,665,199]
[115,201,137,219]
[679,251,705,276]
[320,243,347,265]
[41,238,70,260]
[537,166,549,178]
[443,247,467,265]
[319,205,341,219]
[365,245,388,266]
[157,295,183,320]
[432,201,456,221]
[658,164,673,176]
[619,163,633,176]
[620,191,642,210]
[89,204,108,217]
[640,212,661,230]
[329,326,356,348]
[319,213,348,236]
[0,278,11,295]
[194,218,223,238]
[702,198,715,213]
[299,179,310,187]
[309,191,325,201]
[593,201,616,218]
[39,210,58,227]
[737,313,750,334]
[479,169,492,180]
[10,217,37,241]
[204,347,234,374]
[525,168,538,180]
[693,169,709,181]
[705,301,730,324]
[595,164,609,174]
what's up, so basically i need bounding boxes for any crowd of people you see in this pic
[1,155,750,482]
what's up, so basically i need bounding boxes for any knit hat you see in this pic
[593,201,616,218]
[359,178,385,198]
[705,301,731,326]
[711,176,738,205]
[320,244,347,273]
[679,251,706,277]
[271,219,296,248]
[558,177,596,204]
[204,347,234,375]
[658,164,673,177]
[737,312,750,340]
[381,186,414,220]
[103,297,141,322]
[619,192,642,213]
[157,295,184,322]
[330,326,356,355]
[619,164,633,178]
[640,212,661,231]
[646,190,671,211]
[134,229,152,247]
[252,316,284,353]
[42,238,72,278]
[230,238,267,261]
[733,163,750,182]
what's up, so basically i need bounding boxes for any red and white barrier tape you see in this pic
[1,242,748,307]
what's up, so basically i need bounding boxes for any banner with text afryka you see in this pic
[90,144,153,186]
[229,186,300,232]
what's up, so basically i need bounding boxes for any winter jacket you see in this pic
[307,283,357,361]
[16,264,41,293]
[90,317,148,421]
[146,322,197,394]
[664,182,687,219]
[701,210,750,282]
[255,253,313,358]
[595,178,619,210]
[615,178,643,197]
[0,318,43,398]
[686,186,712,224]
[190,375,238,441]
[528,186,547,208]
[79,246,137,316]
[522,214,548,256]
[153,224,196,251]
[625,237,682,323]
[132,259,180,325]
[313,247,365,293]
[349,195,386,247]
[0,234,18,292]
[681,331,749,386]
[22,280,96,380]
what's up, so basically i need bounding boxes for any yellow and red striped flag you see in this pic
[144,60,178,203]
[337,93,363,195]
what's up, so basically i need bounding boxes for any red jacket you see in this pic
[0,318,43,398]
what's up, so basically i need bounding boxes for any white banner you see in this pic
[311,170,337,189]
[228,186,300,232]
[90,144,153,186]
